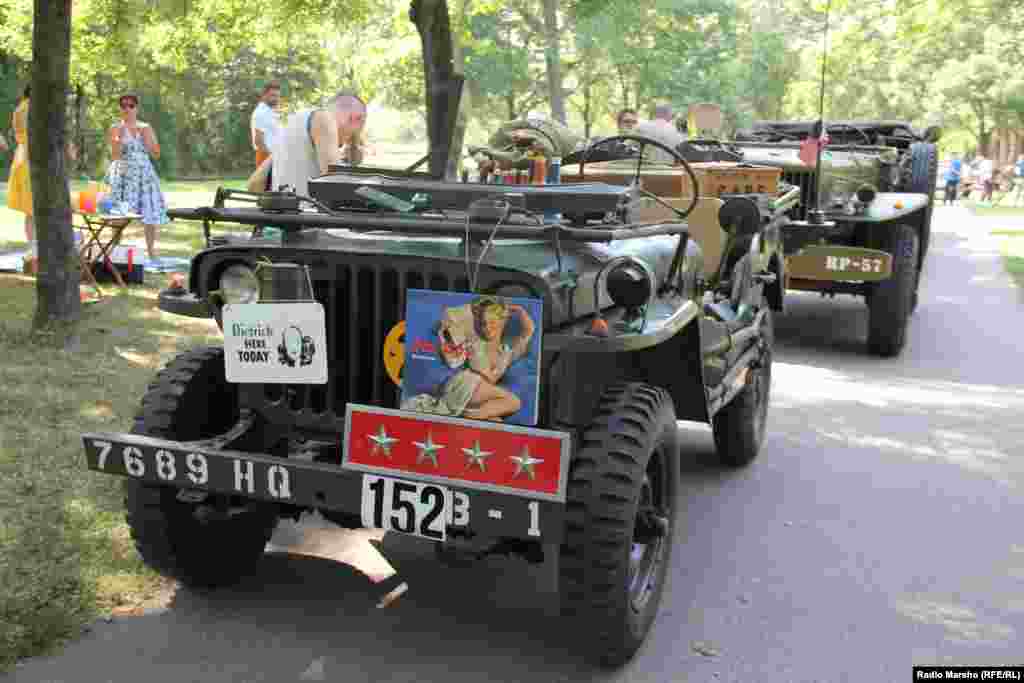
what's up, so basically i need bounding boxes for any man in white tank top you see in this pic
[247,92,367,197]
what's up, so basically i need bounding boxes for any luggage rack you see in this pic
[169,195,689,245]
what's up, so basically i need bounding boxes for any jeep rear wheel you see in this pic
[559,383,679,668]
[125,346,278,588]
[867,225,919,357]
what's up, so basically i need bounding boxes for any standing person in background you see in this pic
[7,86,34,250]
[251,82,281,167]
[977,154,994,203]
[246,92,368,196]
[1013,155,1024,206]
[631,103,685,164]
[106,93,168,263]
[616,109,638,135]
[943,153,962,206]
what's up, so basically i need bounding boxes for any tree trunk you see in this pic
[445,0,470,179]
[410,0,462,179]
[582,77,593,139]
[30,0,80,346]
[541,0,566,124]
[74,84,83,177]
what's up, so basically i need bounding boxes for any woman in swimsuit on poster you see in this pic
[403,296,536,422]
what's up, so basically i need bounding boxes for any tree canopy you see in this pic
[1,0,1022,182]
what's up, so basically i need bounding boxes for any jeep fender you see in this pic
[838,192,929,224]
[545,305,709,428]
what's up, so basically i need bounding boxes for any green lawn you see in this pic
[0,178,250,257]
[964,199,1024,217]
[994,229,1024,290]
[0,149,430,671]
[0,144,424,251]
[0,272,224,672]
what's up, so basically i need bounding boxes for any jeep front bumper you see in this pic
[82,404,570,543]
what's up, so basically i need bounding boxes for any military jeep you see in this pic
[731,120,939,356]
[79,102,784,666]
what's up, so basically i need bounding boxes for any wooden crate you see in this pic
[560,160,780,198]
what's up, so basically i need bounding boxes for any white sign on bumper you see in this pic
[223,302,328,384]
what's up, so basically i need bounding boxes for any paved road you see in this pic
[8,206,1024,683]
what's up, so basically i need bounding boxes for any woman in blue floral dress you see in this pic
[106,93,168,261]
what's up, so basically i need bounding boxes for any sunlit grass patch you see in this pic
[993,229,1024,290]
[0,270,220,671]
[965,200,1024,217]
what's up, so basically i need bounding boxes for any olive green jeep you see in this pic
[732,120,939,356]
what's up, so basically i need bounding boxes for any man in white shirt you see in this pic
[251,82,281,167]
[247,92,367,197]
[631,103,685,165]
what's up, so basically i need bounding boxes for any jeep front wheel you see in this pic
[559,383,679,668]
[124,346,279,588]
[712,310,772,467]
[867,224,919,357]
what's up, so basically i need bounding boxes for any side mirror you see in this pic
[718,197,762,238]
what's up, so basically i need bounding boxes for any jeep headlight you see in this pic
[219,264,260,304]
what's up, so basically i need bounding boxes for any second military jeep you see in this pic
[732,120,939,356]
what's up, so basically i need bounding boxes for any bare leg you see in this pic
[24,215,34,244]
[463,381,522,421]
[144,223,157,260]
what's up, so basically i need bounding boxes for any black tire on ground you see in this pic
[867,225,919,357]
[125,346,278,588]
[559,383,679,668]
[908,142,938,264]
[711,309,773,467]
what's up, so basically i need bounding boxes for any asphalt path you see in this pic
[8,205,1024,683]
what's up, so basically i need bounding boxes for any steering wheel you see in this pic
[577,134,700,220]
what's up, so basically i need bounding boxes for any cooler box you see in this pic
[92,245,144,284]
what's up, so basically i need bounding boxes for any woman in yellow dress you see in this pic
[7,86,33,246]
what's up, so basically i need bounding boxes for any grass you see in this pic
[0,175,266,672]
[0,178,245,254]
[963,197,1024,217]
[993,228,1024,290]
[0,146,425,671]
[0,272,226,671]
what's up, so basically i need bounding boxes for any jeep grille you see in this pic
[239,257,470,434]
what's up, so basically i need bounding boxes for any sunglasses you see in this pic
[119,102,136,110]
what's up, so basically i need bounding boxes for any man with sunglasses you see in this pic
[247,92,367,197]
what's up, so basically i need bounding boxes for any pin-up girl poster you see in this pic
[399,290,542,426]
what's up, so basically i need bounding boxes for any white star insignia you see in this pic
[461,440,493,472]
[509,447,543,480]
[413,433,445,467]
[367,425,398,457]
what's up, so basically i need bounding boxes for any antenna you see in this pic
[807,0,833,225]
